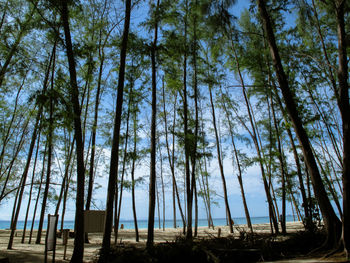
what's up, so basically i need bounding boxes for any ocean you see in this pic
[0,215,297,230]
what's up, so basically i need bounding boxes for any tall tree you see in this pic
[61,1,86,261]
[147,0,160,247]
[333,0,350,257]
[257,0,342,248]
[99,0,131,259]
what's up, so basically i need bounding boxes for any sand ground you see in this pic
[0,221,342,263]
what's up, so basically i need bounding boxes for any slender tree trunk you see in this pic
[270,94,287,234]
[0,75,26,178]
[158,142,166,231]
[162,86,185,229]
[6,36,55,248]
[36,79,55,245]
[61,1,87,261]
[221,97,253,232]
[55,138,74,215]
[188,0,200,239]
[85,48,105,243]
[61,161,74,232]
[7,73,50,249]
[21,130,41,243]
[333,1,350,257]
[156,179,161,229]
[115,94,131,242]
[257,0,342,248]
[273,89,310,225]
[208,86,233,233]
[29,143,47,244]
[147,0,159,247]
[229,41,279,233]
[131,105,139,242]
[99,0,131,259]
[0,115,29,202]
[194,179,198,237]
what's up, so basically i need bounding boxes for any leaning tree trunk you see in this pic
[162,86,186,230]
[229,40,279,233]
[7,40,54,248]
[257,0,342,248]
[221,97,253,233]
[273,88,310,226]
[208,86,233,234]
[29,143,47,244]
[21,130,41,243]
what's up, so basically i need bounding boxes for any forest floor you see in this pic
[0,221,348,262]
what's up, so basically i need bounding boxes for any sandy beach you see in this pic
[0,222,306,262]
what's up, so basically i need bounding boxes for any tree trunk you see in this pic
[181,0,193,240]
[115,93,131,242]
[162,85,185,230]
[55,137,74,215]
[61,1,87,261]
[257,0,342,248]
[29,143,47,244]
[208,86,233,233]
[147,0,159,247]
[270,93,287,234]
[21,130,41,243]
[36,77,55,245]
[188,0,200,239]
[273,89,310,226]
[334,1,350,257]
[99,0,131,258]
[7,49,52,247]
[229,40,279,233]
[131,104,139,242]
[85,47,105,243]
[158,142,166,231]
[221,97,253,233]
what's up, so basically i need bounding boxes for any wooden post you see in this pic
[62,229,69,260]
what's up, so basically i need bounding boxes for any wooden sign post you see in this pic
[45,214,58,263]
[62,229,70,260]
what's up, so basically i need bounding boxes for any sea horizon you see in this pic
[0,215,298,230]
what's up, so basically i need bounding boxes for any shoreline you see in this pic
[0,215,300,231]
[0,221,305,263]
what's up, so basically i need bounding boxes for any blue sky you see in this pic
[0,0,303,224]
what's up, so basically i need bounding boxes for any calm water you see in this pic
[0,215,297,230]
